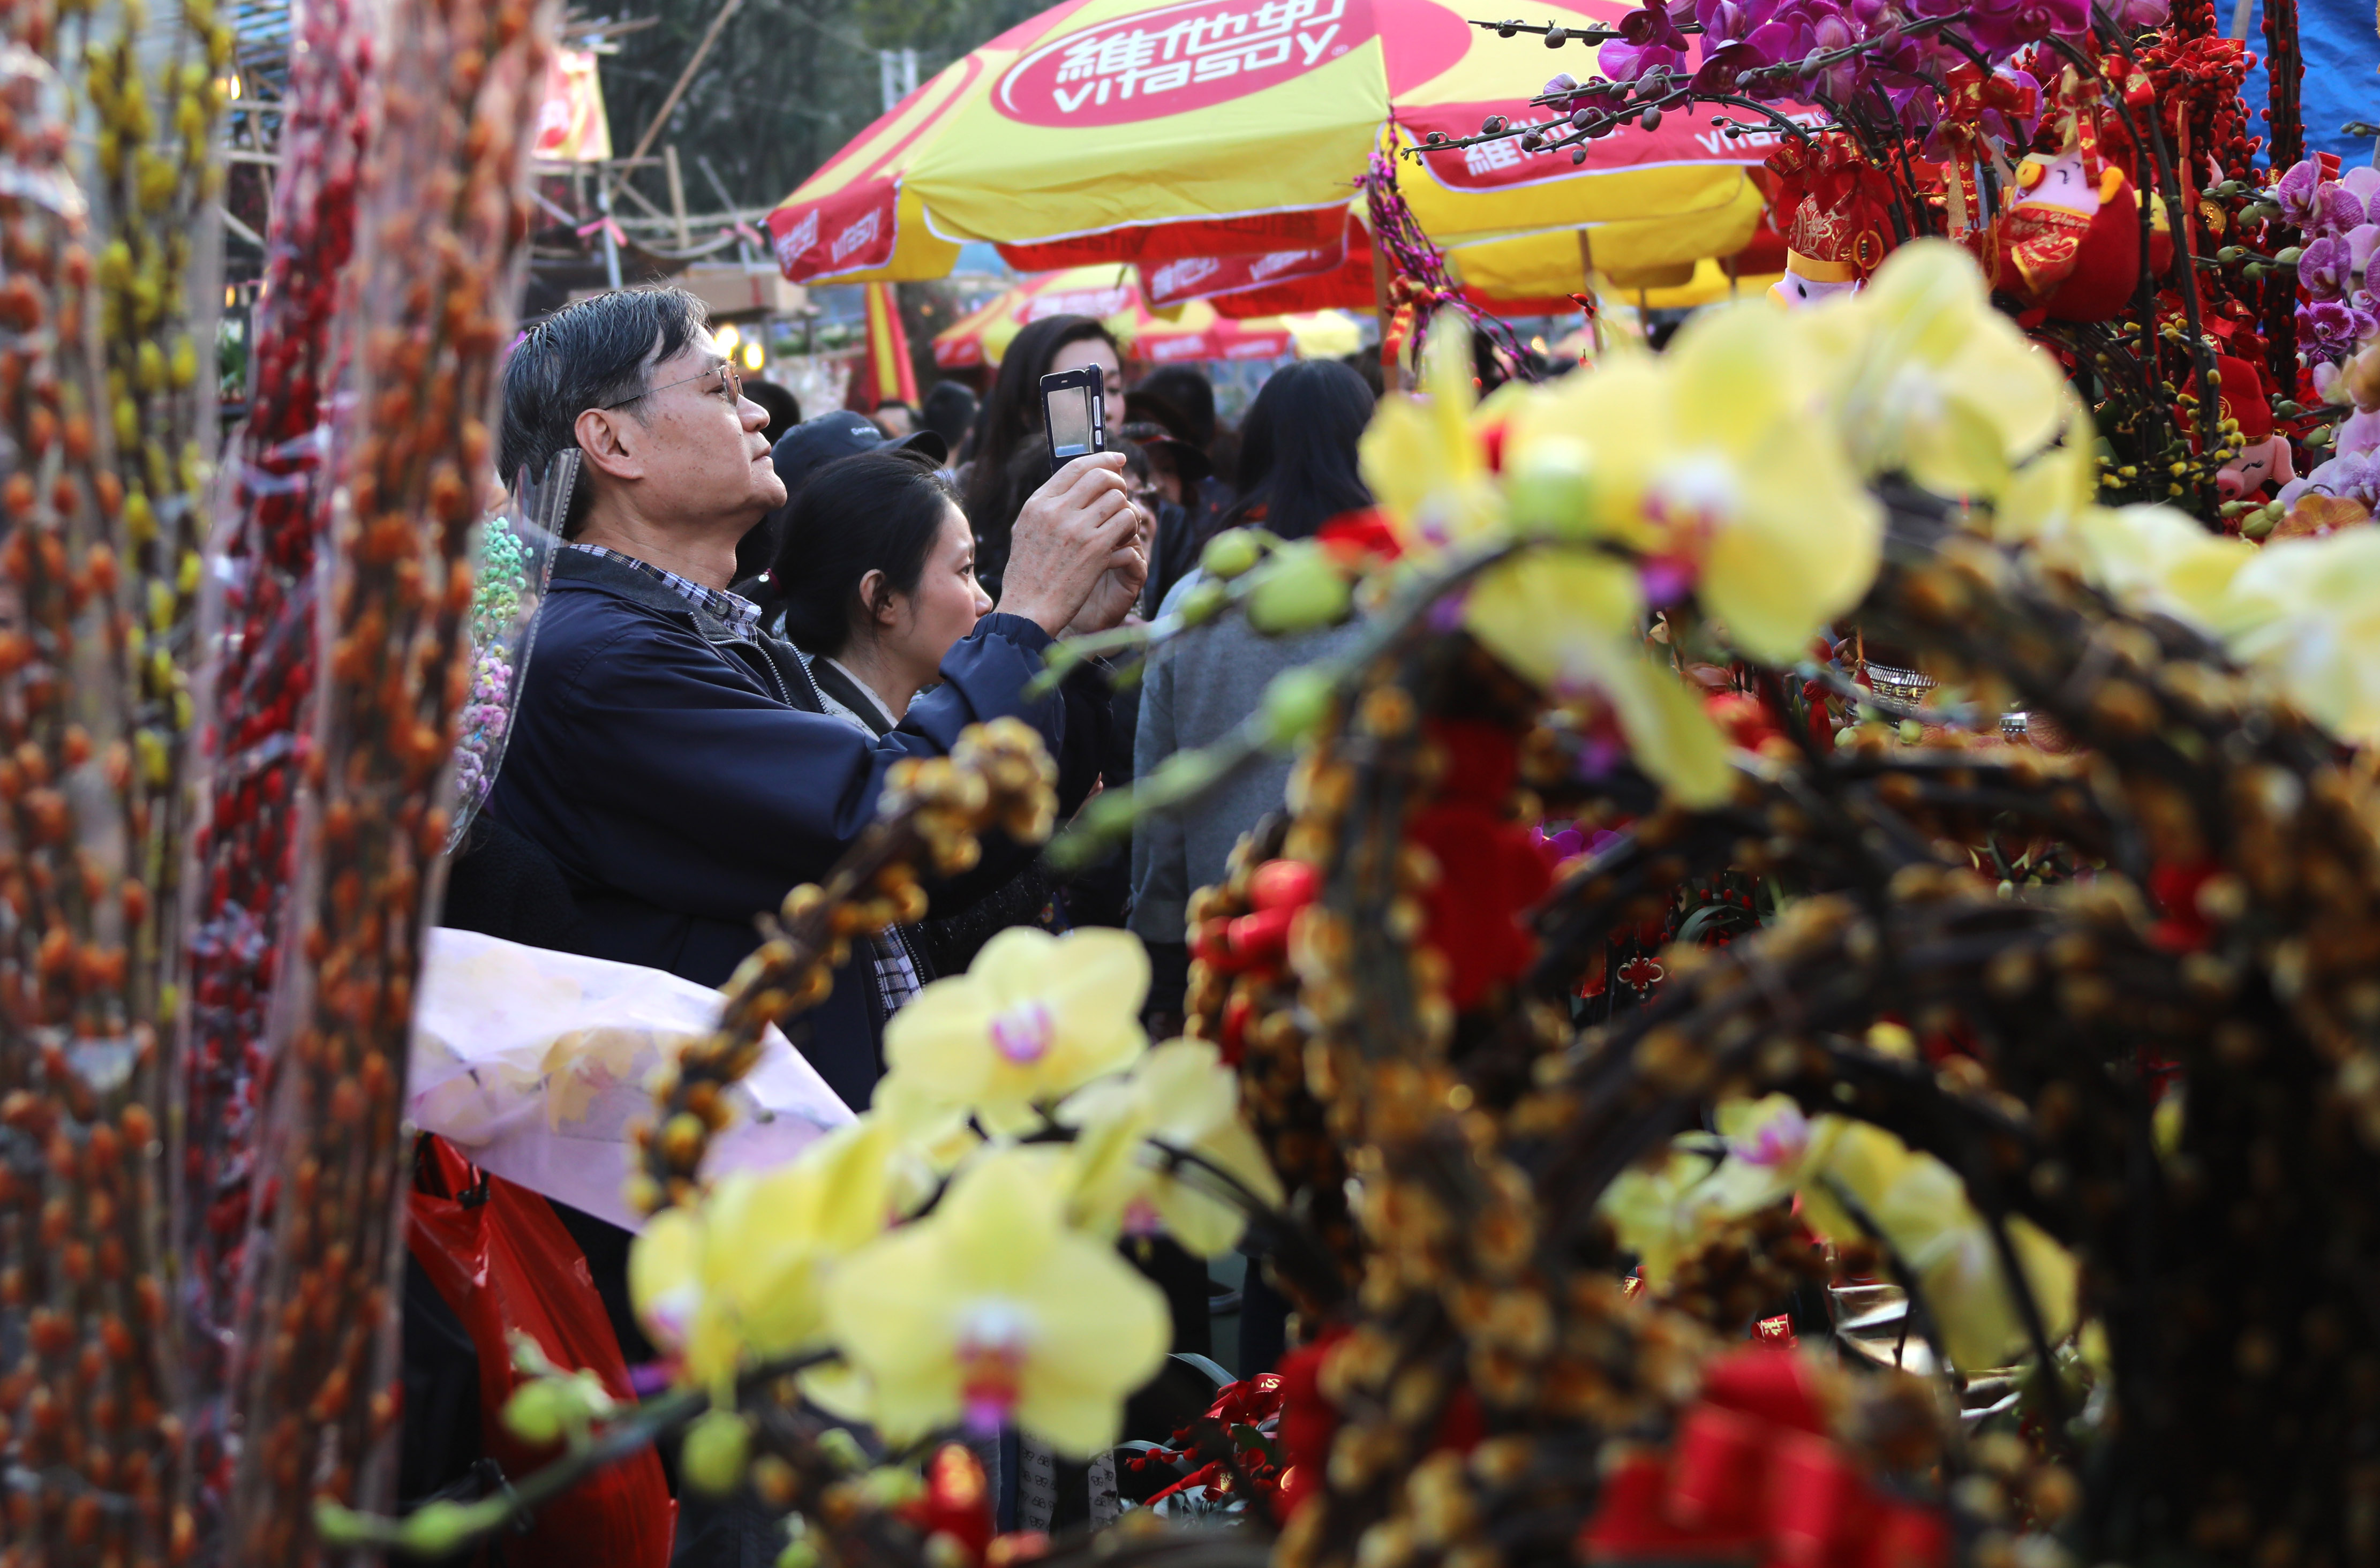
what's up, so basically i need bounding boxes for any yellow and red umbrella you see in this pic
[767,0,1803,284]
[931,266,1359,368]
[1133,184,1772,317]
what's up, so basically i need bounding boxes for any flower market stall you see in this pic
[2,0,2379,1558]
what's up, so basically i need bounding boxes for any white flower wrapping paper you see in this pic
[408,928,857,1230]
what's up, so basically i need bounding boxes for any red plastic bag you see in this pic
[406,1135,675,1566]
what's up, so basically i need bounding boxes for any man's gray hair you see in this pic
[499,286,711,535]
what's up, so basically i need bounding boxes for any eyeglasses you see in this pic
[599,359,743,411]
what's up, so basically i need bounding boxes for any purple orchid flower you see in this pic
[2315,183,2369,237]
[2275,447,2380,516]
[2274,159,2326,229]
[2340,406,2380,463]
[2300,233,2352,299]
[1618,0,1691,48]
[1961,0,2086,54]
[1600,37,1690,82]
[2347,223,2380,283]
[2300,297,2377,360]
[2341,165,2380,224]
[1696,0,1751,36]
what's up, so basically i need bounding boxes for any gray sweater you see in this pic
[1127,578,1366,947]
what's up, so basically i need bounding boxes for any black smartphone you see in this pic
[1040,367,1105,473]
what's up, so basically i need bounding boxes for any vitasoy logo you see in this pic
[996,0,1365,127]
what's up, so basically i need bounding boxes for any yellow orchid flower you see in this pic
[1703,1094,1841,1216]
[870,1072,984,1217]
[823,1146,1170,1456]
[880,927,1150,1135]
[628,1117,899,1390]
[1508,301,1880,665]
[2067,504,2256,629]
[1821,241,2067,501]
[1597,1147,1726,1290]
[1054,1038,1285,1257]
[1463,548,1733,808]
[1359,315,1505,556]
[2217,527,2380,745]
[1795,1119,2077,1373]
[1993,391,2102,550]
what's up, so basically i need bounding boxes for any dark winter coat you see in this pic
[485,546,1103,1111]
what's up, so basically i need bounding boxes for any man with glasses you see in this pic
[487,286,1142,1104]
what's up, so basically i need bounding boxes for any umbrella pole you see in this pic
[1370,229,1407,391]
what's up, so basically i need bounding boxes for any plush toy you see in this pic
[1764,136,1892,308]
[2209,355,2294,500]
[1977,68,2141,322]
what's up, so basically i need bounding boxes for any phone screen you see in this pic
[1046,383,1097,461]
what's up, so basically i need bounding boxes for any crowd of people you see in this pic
[421,285,1377,1562]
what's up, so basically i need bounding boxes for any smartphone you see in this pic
[1040,367,1105,472]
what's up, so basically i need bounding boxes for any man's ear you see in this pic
[574,405,646,484]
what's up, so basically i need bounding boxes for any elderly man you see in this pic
[488,287,1142,1107]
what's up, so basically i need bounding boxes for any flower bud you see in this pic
[502,1379,567,1445]
[682,1410,752,1496]
[1177,579,1230,626]
[1245,544,1353,634]
[1263,667,1337,747]
[1200,527,1264,580]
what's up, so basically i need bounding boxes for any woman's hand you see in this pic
[996,453,1137,637]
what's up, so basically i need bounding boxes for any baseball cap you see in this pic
[736,411,950,584]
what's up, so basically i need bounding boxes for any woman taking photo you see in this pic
[959,314,1125,595]
[763,446,1153,976]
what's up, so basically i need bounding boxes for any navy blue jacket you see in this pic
[486,547,1099,1110]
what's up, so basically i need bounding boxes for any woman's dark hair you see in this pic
[1210,360,1374,545]
[1135,366,1217,449]
[960,314,1117,586]
[765,449,961,657]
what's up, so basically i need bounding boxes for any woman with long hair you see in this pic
[959,314,1123,594]
[1197,357,1377,554]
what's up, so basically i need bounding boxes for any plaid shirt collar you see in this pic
[563,542,763,641]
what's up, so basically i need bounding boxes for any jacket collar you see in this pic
[551,544,747,645]
[549,545,829,714]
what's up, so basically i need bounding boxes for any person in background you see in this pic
[1129,359,1375,1379]
[1134,365,1217,453]
[1063,435,1163,931]
[958,314,1123,596]
[740,378,802,444]
[872,399,918,439]
[1132,364,1233,549]
[1116,394,1215,613]
[733,409,945,587]
[921,378,980,457]
[1113,419,1202,617]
